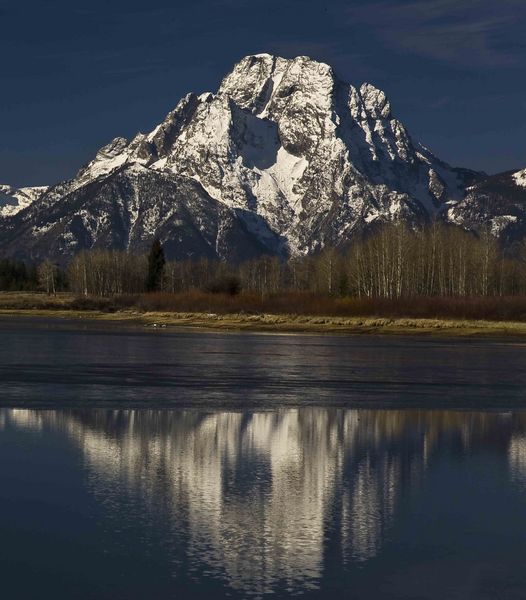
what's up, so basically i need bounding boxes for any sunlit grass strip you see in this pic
[2,305,526,336]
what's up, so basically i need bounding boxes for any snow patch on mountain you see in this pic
[0,184,48,217]
[75,137,131,187]
[513,169,526,188]
[491,215,518,236]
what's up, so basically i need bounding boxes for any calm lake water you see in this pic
[1,318,526,599]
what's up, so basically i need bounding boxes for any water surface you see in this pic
[1,317,526,409]
[2,319,526,598]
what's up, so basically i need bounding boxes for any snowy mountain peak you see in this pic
[2,53,520,263]
[219,54,335,118]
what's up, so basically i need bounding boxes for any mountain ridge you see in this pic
[1,53,524,263]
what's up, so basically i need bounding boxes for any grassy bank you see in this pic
[2,291,526,335]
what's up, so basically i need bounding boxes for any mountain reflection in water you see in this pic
[3,408,526,598]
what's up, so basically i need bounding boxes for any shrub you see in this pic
[205,276,242,295]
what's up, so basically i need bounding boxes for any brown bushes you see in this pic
[3,290,526,322]
[129,291,526,322]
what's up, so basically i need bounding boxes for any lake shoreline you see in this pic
[2,307,526,336]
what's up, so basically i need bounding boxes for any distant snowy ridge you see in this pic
[0,54,524,262]
[448,167,526,244]
[0,184,48,217]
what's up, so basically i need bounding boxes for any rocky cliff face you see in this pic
[1,53,520,263]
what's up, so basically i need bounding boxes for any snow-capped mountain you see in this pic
[0,53,520,263]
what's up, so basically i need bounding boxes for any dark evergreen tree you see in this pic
[0,259,39,291]
[146,239,166,292]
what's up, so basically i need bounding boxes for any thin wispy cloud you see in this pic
[347,0,526,67]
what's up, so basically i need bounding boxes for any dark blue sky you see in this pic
[1,0,526,187]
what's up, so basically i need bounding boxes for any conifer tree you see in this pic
[146,239,166,292]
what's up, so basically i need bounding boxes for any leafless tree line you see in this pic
[68,251,147,296]
[65,224,526,298]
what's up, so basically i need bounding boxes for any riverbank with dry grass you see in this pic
[2,291,526,336]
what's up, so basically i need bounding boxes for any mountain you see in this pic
[0,53,521,263]
[448,167,526,247]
